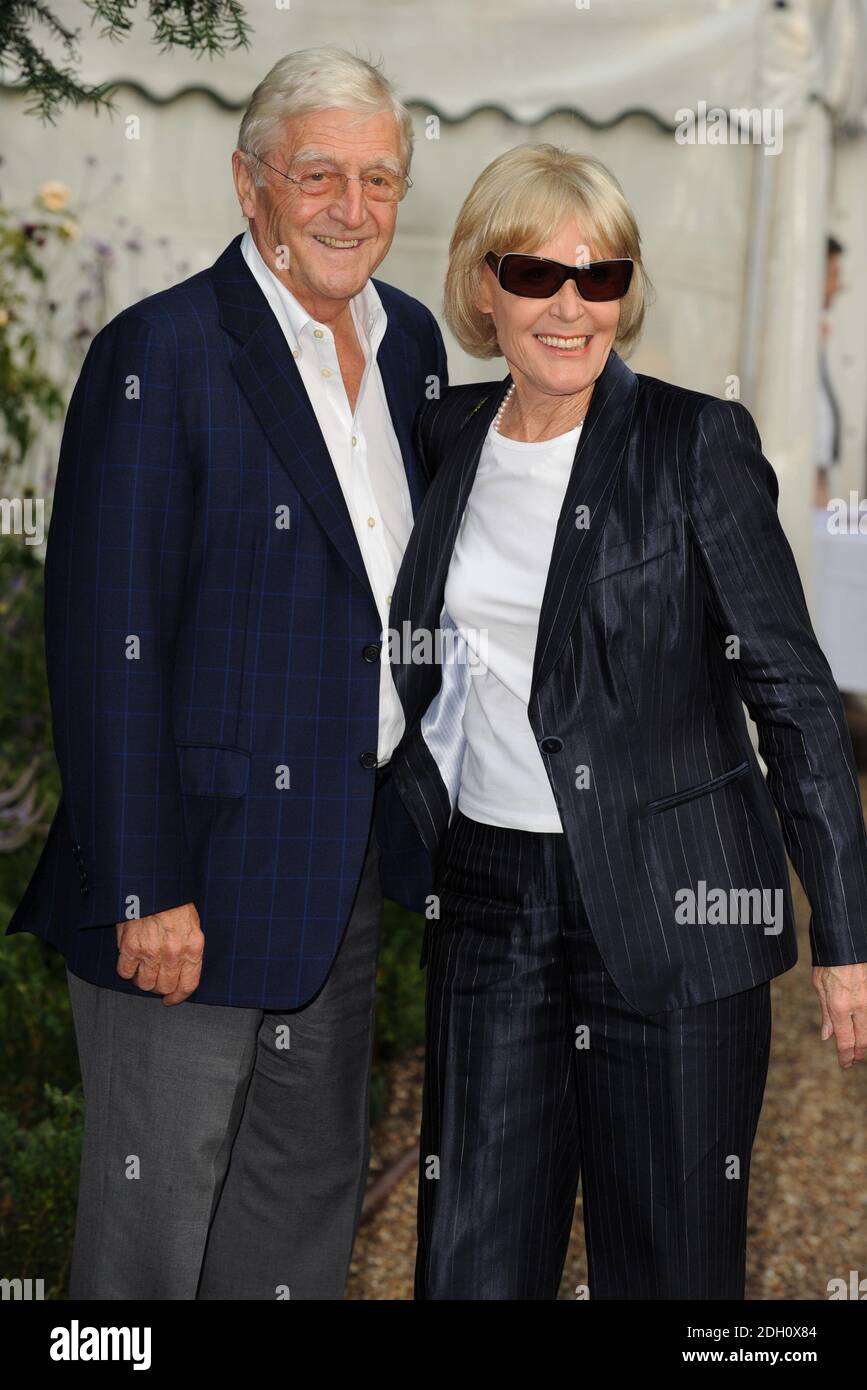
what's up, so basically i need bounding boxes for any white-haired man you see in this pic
[9,47,446,1299]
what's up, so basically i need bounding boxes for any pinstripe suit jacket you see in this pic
[388,347,867,1013]
[6,233,445,1009]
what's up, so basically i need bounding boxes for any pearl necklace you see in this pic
[493,382,588,438]
[492,382,516,432]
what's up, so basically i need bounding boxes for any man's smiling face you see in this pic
[233,107,404,319]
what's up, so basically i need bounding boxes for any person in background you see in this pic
[815,234,844,508]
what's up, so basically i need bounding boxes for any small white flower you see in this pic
[37,181,72,212]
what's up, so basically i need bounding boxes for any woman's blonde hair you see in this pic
[444,144,651,359]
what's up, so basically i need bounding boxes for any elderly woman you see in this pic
[387,144,867,1300]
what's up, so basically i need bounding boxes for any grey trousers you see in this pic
[67,820,383,1301]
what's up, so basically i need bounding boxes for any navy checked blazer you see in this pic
[388,348,867,1014]
[6,233,446,1008]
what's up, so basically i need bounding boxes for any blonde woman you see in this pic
[388,144,867,1300]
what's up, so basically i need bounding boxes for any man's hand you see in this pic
[812,963,867,1067]
[116,903,204,1005]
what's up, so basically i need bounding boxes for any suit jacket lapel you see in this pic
[395,350,638,731]
[389,375,511,731]
[375,318,427,517]
[210,236,424,596]
[531,348,639,694]
[414,375,513,641]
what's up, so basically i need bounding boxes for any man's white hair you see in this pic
[238,47,414,184]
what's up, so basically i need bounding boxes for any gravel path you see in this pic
[348,781,867,1300]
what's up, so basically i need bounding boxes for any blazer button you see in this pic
[539,736,564,754]
[359,750,378,769]
[362,643,381,663]
[79,885,89,897]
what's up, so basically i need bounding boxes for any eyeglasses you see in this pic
[485,251,633,302]
[252,154,413,203]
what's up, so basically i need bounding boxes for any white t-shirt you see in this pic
[443,417,583,832]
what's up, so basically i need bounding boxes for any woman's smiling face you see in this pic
[475,219,622,400]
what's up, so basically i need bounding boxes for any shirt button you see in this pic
[321,367,332,378]
[386,593,392,606]
[367,516,376,528]
[292,348,300,359]
[313,328,324,339]
[351,435,358,447]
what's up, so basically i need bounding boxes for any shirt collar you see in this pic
[240,226,386,350]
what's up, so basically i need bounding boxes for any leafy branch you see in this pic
[0,2,252,121]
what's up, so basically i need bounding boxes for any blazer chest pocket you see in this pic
[176,743,251,798]
[588,520,677,582]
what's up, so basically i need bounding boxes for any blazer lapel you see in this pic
[531,349,639,694]
[395,351,638,731]
[416,376,513,634]
[376,317,427,517]
[406,352,639,670]
[389,375,510,732]
[210,235,419,597]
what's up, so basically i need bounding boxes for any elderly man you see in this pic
[7,47,446,1300]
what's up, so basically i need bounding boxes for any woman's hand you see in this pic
[812,963,867,1067]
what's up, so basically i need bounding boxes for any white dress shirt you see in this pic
[443,419,583,831]
[240,227,411,763]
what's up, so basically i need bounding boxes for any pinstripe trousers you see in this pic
[415,810,772,1301]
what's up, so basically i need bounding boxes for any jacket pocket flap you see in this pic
[644,758,750,814]
[176,744,250,798]
[589,521,677,581]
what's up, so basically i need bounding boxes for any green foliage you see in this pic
[0,936,78,1125]
[0,1083,83,1300]
[375,901,426,1062]
[0,205,67,473]
[0,2,252,122]
[0,537,59,916]
[0,922,82,1298]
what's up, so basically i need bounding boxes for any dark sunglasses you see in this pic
[485,251,633,302]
